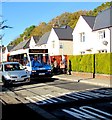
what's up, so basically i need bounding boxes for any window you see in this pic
[52,41,55,48]
[44,45,46,48]
[98,30,105,40]
[98,49,107,53]
[80,51,85,55]
[60,43,63,49]
[80,32,85,42]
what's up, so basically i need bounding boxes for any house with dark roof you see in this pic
[29,36,40,48]
[93,7,112,53]
[35,25,73,56]
[9,36,39,55]
[10,35,39,52]
[36,32,50,49]
[46,25,73,56]
[11,39,30,51]
[73,7,112,55]
[2,45,15,62]
[72,15,96,55]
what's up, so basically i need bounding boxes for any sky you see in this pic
[1,1,105,46]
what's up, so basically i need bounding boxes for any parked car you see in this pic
[0,62,30,86]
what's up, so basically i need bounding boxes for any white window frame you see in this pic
[52,40,55,48]
[80,51,85,55]
[80,32,85,42]
[60,43,63,49]
[98,49,107,53]
[98,30,105,40]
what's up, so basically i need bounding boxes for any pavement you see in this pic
[53,74,112,88]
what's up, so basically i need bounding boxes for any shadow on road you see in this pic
[1,102,47,120]
[1,87,112,120]
[1,78,59,92]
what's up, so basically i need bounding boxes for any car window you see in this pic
[5,63,24,71]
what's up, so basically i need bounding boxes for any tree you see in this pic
[7,1,112,46]
[0,17,12,62]
[0,20,12,41]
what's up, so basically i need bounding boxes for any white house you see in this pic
[36,32,50,49]
[92,7,112,53]
[9,36,39,55]
[73,7,112,55]
[29,36,39,49]
[37,25,73,56]
[2,45,14,62]
[6,36,39,64]
[72,15,96,55]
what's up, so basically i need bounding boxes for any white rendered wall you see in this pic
[73,16,96,55]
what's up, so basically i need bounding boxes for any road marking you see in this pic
[71,92,92,99]
[80,106,112,117]
[62,106,112,119]
[62,108,96,119]
[25,89,112,105]
[46,94,66,102]
[64,94,78,100]
[26,94,67,105]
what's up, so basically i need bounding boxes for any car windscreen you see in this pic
[4,63,24,71]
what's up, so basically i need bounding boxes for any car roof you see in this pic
[2,62,20,65]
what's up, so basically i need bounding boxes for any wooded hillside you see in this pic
[8,2,112,46]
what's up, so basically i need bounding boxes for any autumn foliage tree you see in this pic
[8,1,112,46]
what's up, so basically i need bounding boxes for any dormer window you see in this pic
[80,32,85,42]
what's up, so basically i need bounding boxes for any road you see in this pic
[0,77,112,120]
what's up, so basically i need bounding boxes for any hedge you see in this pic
[95,53,112,75]
[68,53,112,75]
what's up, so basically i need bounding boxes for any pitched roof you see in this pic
[23,39,30,49]
[7,45,15,52]
[11,39,30,51]
[37,32,50,45]
[32,36,40,44]
[53,25,73,40]
[93,7,112,31]
[82,15,96,29]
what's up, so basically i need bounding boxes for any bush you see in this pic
[68,53,112,75]
[95,53,112,75]
[69,54,93,73]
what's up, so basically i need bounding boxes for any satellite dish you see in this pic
[103,41,108,45]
